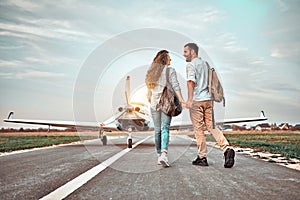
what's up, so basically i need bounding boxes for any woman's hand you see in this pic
[181,101,186,109]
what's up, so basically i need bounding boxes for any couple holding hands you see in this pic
[145,43,235,168]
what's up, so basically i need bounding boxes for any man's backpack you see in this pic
[206,61,225,106]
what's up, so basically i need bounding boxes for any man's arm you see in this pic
[186,80,195,108]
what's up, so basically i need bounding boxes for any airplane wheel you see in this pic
[102,135,107,145]
[128,138,132,148]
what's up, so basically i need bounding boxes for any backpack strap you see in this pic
[165,67,170,85]
[205,61,215,128]
[206,61,213,97]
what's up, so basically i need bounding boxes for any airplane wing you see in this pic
[4,110,267,131]
[170,111,267,130]
[3,111,126,131]
[216,111,267,125]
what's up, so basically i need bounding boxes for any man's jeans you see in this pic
[151,109,172,155]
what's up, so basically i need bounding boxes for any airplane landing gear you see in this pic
[127,127,133,148]
[99,129,107,145]
[127,138,132,148]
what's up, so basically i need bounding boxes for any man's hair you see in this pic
[184,43,198,55]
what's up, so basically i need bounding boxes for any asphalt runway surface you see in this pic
[0,132,299,200]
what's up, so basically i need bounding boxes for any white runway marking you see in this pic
[40,136,151,200]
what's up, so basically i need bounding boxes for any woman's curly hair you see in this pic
[145,50,169,89]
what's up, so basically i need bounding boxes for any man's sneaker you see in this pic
[159,154,170,167]
[192,156,209,166]
[224,148,235,168]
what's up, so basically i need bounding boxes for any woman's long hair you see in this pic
[145,50,169,89]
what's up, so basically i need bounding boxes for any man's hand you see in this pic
[185,100,193,109]
[186,80,195,109]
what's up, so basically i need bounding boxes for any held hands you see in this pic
[181,101,186,109]
[180,100,193,109]
[185,100,193,109]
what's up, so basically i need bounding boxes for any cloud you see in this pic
[276,0,289,12]
[218,32,248,52]
[0,44,24,50]
[1,0,40,10]
[0,69,65,79]
[16,70,65,79]
[261,82,300,93]
[204,32,249,59]
[0,21,93,42]
[270,42,300,60]
[0,72,13,78]
[0,30,38,41]
[249,57,265,65]
[0,59,24,68]
[0,1,104,43]
[202,7,226,23]
[271,48,285,58]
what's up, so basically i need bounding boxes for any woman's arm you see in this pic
[147,89,152,103]
[169,68,185,103]
[175,90,185,103]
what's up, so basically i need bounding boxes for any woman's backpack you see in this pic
[156,68,182,116]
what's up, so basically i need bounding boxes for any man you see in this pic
[183,43,235,168]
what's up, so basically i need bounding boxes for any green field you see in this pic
[0,136,86,152]
[1,133,299,159]
[223,133,300,159]
[205,132,300,159]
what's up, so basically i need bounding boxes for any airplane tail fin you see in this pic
[260,110,265,118]
[7,111,14,119]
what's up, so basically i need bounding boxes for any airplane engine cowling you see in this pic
[134,107,140,112]
[118,107,124,112]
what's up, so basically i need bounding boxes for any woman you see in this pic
[145,50,185,167]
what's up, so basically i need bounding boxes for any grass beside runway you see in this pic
[222,133,300,159]
[1,131,299,159]
[0,135,94,153]
[202,132,300,159]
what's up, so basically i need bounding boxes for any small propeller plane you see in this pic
[3,76,267,148]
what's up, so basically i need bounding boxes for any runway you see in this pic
[0,132,299,200]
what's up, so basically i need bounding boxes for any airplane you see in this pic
[3,76,268,148]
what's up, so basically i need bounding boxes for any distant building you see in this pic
[221,125,232,131]
[278,123,290,130]
[255,123,271,131]
[270,123,279,130]
[292,124,300,131]
[232,125,247,131]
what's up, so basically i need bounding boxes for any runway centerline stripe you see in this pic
[40,136,151,200]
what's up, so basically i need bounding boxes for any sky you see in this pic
[0,0,299,129]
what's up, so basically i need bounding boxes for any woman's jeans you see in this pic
[151,109,172,155]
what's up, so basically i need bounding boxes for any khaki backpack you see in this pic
[206,61,225,107]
